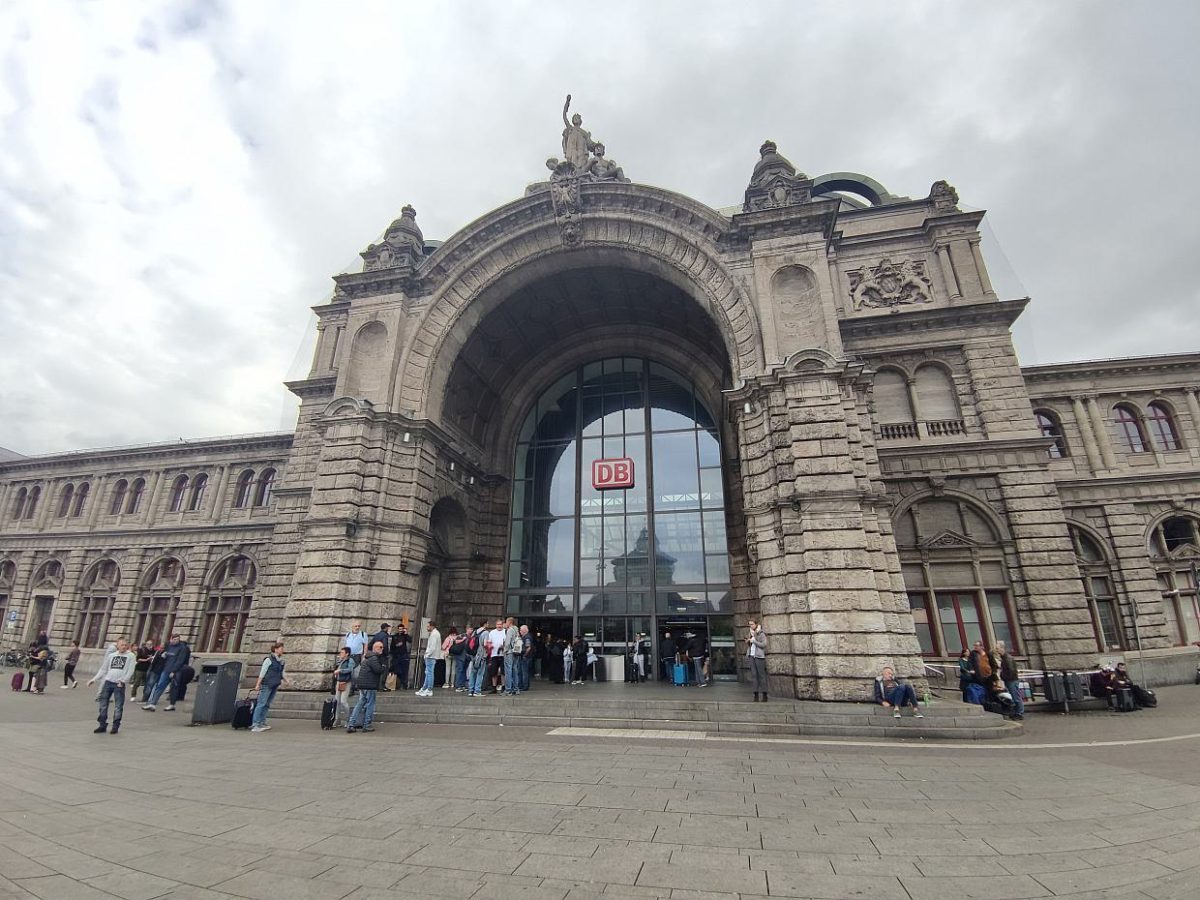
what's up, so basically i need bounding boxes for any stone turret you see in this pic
[743,140,813,211]
[361,204,424,271]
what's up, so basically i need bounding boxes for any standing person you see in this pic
[331,647,355,724]
[746,619,768,702]
[415,622,441,698]
[571,635,589,685]
[390,625,411,690]
[957,648,974,702]
[372,624,392,689]
[175,658,196,704]
[142,642,166,702]
[61,640,81,689]
[87,639,136,734]
[517,625,533,693]
[31,645,50,694]
[992,641,1024,721]
[23,641,38,693]
[467,622,489,697]
[690,633,708,687]
[343,621,368,665]
[969,640,992,687]
[660,631,677,682]
[142,633,190,712]
[488,618,506,694]
[129,641,153,699]
[502,618,521,696]
[347,640,385,732]
[250,642,292,734]
[560,638,573,685]
[449,628,470,692]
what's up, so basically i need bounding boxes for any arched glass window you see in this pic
[874,369,916,439]
[136,558,184,646]
[895,497,1018,657]
[76,559,119,648]
[0,560,15,634]
[253,468,276,507]
[233,470,255,508]
[57,483,75,518]
[187,473,208,512]
[1034,410,1069,459]
[200,556,256,653]
[914,364,960,421]
[168,475,189,513]
[11,488,27,521]
[1069,525,1123,651]
[1147,402,1183,451]
[71,482,90,518]
[1150,516,1200,645]
[109,480,128,516]
[1114,405,1149,453]
[24,486,40,520]
[126,478,145,515]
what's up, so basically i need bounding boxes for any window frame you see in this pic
[1147,401,1183,452]
[1034,409,1069,459]
[71,482,90,518]
[252,468,276,508]
[233,470,255,508]
[109,480,128,516]
[126,478,145,515]
[168,475,189,513]
[1114,404,1149,454]
[57,483,75,518]
[187,473,209,512]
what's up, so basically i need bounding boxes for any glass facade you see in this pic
[506,358,733,675]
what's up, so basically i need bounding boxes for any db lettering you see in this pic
[592,458,634,490]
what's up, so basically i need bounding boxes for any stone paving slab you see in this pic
[3,682,1200,898]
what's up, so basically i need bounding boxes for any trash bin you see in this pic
[1043,672,1065,703]
[1063,671,1085,702]
[191,661,242,725]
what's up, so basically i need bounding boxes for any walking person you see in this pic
[142,642,166,702]
[331,647,355,725]
[347,640,385,732]
[689,633,709,687]
[87,639,136,734]
[142,633,191,711]
[746,618,768,702]
[61,640,81,689]
[129,641,153,699]
[250,642,292,733]
[415,621,441,697]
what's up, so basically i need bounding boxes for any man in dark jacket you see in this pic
[390,625,411,689]
[346,640,385,733]
[992,641,1023,721]
[143,644,166,702]
[143,634,191,711]
[371,624,392,690]
[660,632,677,682]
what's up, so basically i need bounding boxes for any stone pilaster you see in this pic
[1104,502,1171,650]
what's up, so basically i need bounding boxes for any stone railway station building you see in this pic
[3,127,1200,699]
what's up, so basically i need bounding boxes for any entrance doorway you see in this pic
[27,596,54,643]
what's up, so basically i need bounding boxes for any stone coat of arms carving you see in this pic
[847,258,933,310]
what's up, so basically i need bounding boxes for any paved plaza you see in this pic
[2,684,1200,899]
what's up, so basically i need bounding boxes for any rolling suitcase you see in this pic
[231,696,255,729]
[10,672,23,692]
[624,656,640,684]
[672,662,688,686]
[321,695,338,730]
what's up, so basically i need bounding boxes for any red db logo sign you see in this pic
[592,458,634,490]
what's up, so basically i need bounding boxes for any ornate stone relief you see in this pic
[543,95,630,247]
[929,180,960,213]
[920,529,976,549]
[742,140,812,212]
[362,205,424,272]
[847,258,933,310]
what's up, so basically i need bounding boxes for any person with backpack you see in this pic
[250,642,292,733]
[449,627,471,692]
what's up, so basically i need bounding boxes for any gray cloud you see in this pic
[1,1,1196,454]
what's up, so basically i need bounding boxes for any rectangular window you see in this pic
[75,596,114,648]
[985,591,1017,653]
[908,592,936,655]
[200,595,253,653]
[136,596,178,646]
[937,591,983,652]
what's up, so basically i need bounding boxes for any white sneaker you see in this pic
[250,725,266,733]
[143,704,155,711]
[915,712,924,718]
[164,705,175,712]
[60,685,70,689]
[892,710,901,718]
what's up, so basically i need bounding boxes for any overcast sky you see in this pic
[1,1,1197,456]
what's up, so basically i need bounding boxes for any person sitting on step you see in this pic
[873,666,924,719]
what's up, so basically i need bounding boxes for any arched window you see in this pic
[11,488,27,521]
[187,473,208,512]
[24,486,40,519]
[1069,525,1123,651]
[168,475,189,513]
[76,559,119,648]
[1150,516,1200,645]
[1147,402,1183,451]
[126,478,145,515]
[57,483,75,518]
[29,559,63,641]
[233,470,255,508]
[109,480,128,516]
[0,560,15,636]
[253,468,276,507]
[914,364,963,435]
[71,482,90,518]
[1114,404,1149,454]
[895,496,1018,657]
[874,369,916,439]
[200,556,256,653]
[1034,409,1069,459]
[135,557,184,646]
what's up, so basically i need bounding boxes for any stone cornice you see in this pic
[878,436,1054,476]
[838,297,1028,341]
[1053,471,1200,492]
[1022,352,1200,384]
[0,523,277,545]
[285,375,337,400]
[0,433,294,476]
[726,196,841,246]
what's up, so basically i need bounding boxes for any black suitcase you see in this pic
[232,696,255,729]
[1114,687,1136,712]
[1132,685,1157,708]
[321,695,338,730]
[624,656,639,684]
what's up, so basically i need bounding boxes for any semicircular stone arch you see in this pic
[395,191,764,420]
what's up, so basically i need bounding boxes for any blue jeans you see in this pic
[469,659,487,694]
[694,658,706,685]
[348,689,376,727]
[97,681,126,728]
[1005,679,1025,717]
[885,684,918,709]
[517,657,531,691]
[454,655,470,689]
[147,671,174,706]
[252,684,278,727]
[421,658,436,692]
[503,655,517,693]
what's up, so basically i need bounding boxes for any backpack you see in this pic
[467,632,479,654]
[449,635,467,656]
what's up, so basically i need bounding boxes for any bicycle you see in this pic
[3,647,28,668]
